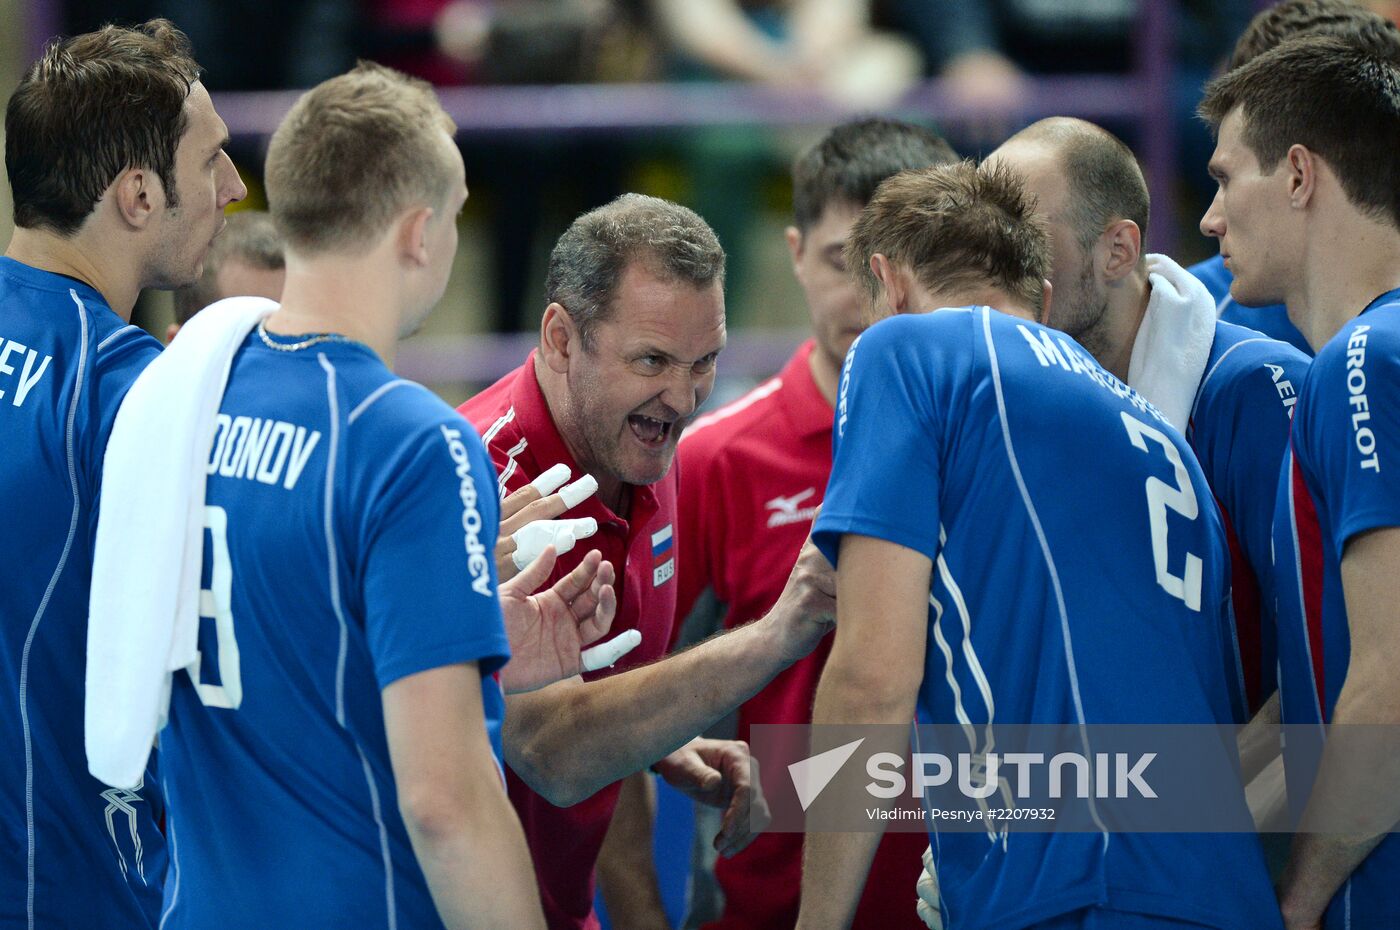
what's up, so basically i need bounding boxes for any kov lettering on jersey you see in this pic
[0,335,53,407]
[206,413,321,490]
[440,424,493,596]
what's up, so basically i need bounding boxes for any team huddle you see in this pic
[2,1,1399,929]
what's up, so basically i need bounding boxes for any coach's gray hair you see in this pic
[545,193,726,349]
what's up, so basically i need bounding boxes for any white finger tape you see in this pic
[580,629,642,672]
[511,518,598,571]
[559,474,598,510]
[530,463,572,497]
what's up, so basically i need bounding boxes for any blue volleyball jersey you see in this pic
[157,333,510,930]
[813,308,1279,930]
[1189,255,1312,356]
[1274,290,1400,928]
[1188,321,1310,719]
[0,257,166,928]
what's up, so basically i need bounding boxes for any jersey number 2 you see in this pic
[1120,413,1203,611]
[191,505,244,708]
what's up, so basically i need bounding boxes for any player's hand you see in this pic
[495,465,597,582]
[653,738,770,858]
[497,546,617,693]
[916,844,944,929]
[771,533,837,663]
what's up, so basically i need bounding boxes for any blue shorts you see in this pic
[1034,908,1214,930]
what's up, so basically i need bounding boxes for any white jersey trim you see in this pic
[96,323,141,352]
[348,380,414,425]
[496,436,528,501]
[319,354,398,930]
[482,406,515,445]
[683,376,783,440]
[1190,336,1273,423]
[981,307,1108,844]
[21,291,90,928]
[157,816,180,929]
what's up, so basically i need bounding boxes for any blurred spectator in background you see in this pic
[363,0,657,334]
[649,0,923,327]
[64,0,357,89]
[887,0,1249,101]
[367,0,658,86]
[653,0,920,108]
[168,210,284,341]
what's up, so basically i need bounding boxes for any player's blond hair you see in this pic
[265,61,458,255]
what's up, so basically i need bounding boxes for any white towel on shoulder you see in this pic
[1127,254,1218,434]
[86,296,276,789]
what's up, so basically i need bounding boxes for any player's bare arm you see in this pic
[1278,526,1400,929]
[796,533,929,930]
[502,537,835,806]
[384,661,547,930]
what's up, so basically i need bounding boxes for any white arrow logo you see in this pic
[789,738,865,811]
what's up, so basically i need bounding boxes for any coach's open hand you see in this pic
[498,546,617,693]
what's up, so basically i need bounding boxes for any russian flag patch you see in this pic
[651,524,674,586]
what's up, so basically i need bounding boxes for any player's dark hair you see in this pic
[5,19,199,236]
[1006,117,1149,258]
[791,118,958,231]
[1230,0,1400,69]
[173,211,285,324]
[1199,37,1400,229]
[847,160,1050,315]
[546,193,726,350]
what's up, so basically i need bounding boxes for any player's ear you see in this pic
[1100,220,1141,283]
[539,302,576,374]
[869,253,907,314]
[398,206,434,268]
[110,167,157,231]
[1286,144,1317,210]
[785,226,804,273]
[1038,278,1054,326]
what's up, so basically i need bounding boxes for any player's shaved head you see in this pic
[997,117,1149,261]
[1230,0,1400,70]
[847,160,1049,315]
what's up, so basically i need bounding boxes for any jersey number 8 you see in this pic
[190,504,244,708]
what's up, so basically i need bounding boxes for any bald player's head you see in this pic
[986,118,1148,350]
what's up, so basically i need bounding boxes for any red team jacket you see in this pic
[459,354,680,930]
[676,341,927,930]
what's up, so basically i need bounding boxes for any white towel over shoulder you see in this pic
[1126,254,1218,434]
[86,296,276,789]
